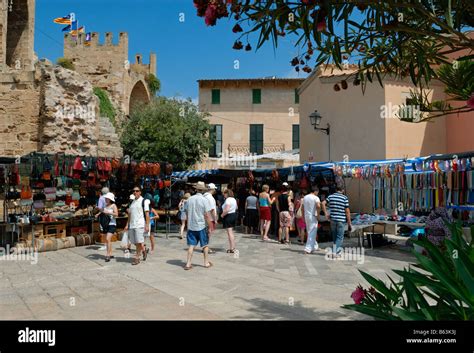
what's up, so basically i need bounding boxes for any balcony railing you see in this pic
[228,143,285,155]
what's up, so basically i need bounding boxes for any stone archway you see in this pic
[128,80,150,114]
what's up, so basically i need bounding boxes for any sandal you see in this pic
[183,265,193,270]
[142,248,149,261]
[204,262,213,269]
[226,249,235,253]
[132,259,140,265]
[105,256,110,262]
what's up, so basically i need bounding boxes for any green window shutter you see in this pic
[209,124,223,157]
[292,124,300,150]
[211,89,220,104]
[250,124,263,155]
[294,89,300,104]
[252,89,261,104]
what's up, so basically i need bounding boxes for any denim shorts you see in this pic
[105,225,116,234]
[187,229,209,247]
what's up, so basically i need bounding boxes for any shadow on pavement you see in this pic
[230,297,360,320]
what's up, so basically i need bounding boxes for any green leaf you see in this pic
[342,304,397,320]
[359,270,399,302]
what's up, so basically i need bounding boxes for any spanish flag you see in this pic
[53,15,72,25]
[70,26,85,36]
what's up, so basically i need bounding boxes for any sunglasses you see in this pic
[133,190,141,193]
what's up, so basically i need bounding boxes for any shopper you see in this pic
[222,189,238,253]
[245,189,259,235]
[258,185,273,241]
[96,187,109,251]
[276,182,292,244]
[294,190,307,244]
[203,183,218,253]
[124,186,150,265]
[184,181,213,270]
[96,192,118,262]
[146,201,159,255]
[178,193,190,239]
[303,186,321,254]
[322,185,352,256]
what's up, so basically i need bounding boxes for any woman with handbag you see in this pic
[96,193,118,262]
[178,193,190,239]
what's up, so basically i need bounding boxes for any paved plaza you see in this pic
[0,227,417,320]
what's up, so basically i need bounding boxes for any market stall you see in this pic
[0,152,178,251]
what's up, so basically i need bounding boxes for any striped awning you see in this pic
[172,169,218,179]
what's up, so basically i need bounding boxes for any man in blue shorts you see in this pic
[184,181,214,270]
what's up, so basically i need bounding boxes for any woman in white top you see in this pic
[98,192,118,262]
[222,189,238,253]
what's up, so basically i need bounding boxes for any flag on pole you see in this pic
[84,32,92,46]
[53,15,72,25]
[70,26,85,36]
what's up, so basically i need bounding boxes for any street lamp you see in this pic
[309,110,331,161]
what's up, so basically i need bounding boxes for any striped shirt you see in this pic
[326,192,349,223]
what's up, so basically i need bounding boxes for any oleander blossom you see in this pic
[351,285,366,304]
[467,94,474,109]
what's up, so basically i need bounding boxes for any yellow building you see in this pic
[197,78,304,170]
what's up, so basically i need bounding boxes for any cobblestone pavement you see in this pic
[0,227,416,320]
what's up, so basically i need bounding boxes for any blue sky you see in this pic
[35,0,309,100]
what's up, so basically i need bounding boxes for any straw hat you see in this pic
[104,192,115,202]
[192,181,207,191]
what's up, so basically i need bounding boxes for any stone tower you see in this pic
[0,0,36,73]
[0,0,40,157]
[64,32,156,115]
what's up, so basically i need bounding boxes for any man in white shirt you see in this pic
[184,181,214,270]
[302,185,321,254]
[203,183,217,253]
[124,186,150,265]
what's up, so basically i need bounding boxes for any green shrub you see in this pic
[57,58,75,70]
[343,221,474,320]
[93,87,116,124]
[145,73,161,96]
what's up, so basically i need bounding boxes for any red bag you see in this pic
[54,155,60,177]
[111,158,120,170]
[73,157,83,171]
[104,159,112,173]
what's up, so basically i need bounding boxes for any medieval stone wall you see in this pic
[0,74,40,156]
[64,32,155,115]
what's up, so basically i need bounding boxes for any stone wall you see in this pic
[38,61,100,156]
[0,73,40,156]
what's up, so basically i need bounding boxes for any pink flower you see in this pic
[351,286,366,304]
[205,3,218,26]
[467,94,474,109]
[316,20,326,32]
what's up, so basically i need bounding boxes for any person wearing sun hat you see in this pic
[96,192,118,262]
[203,182,218,253]
[183,181,214,270]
